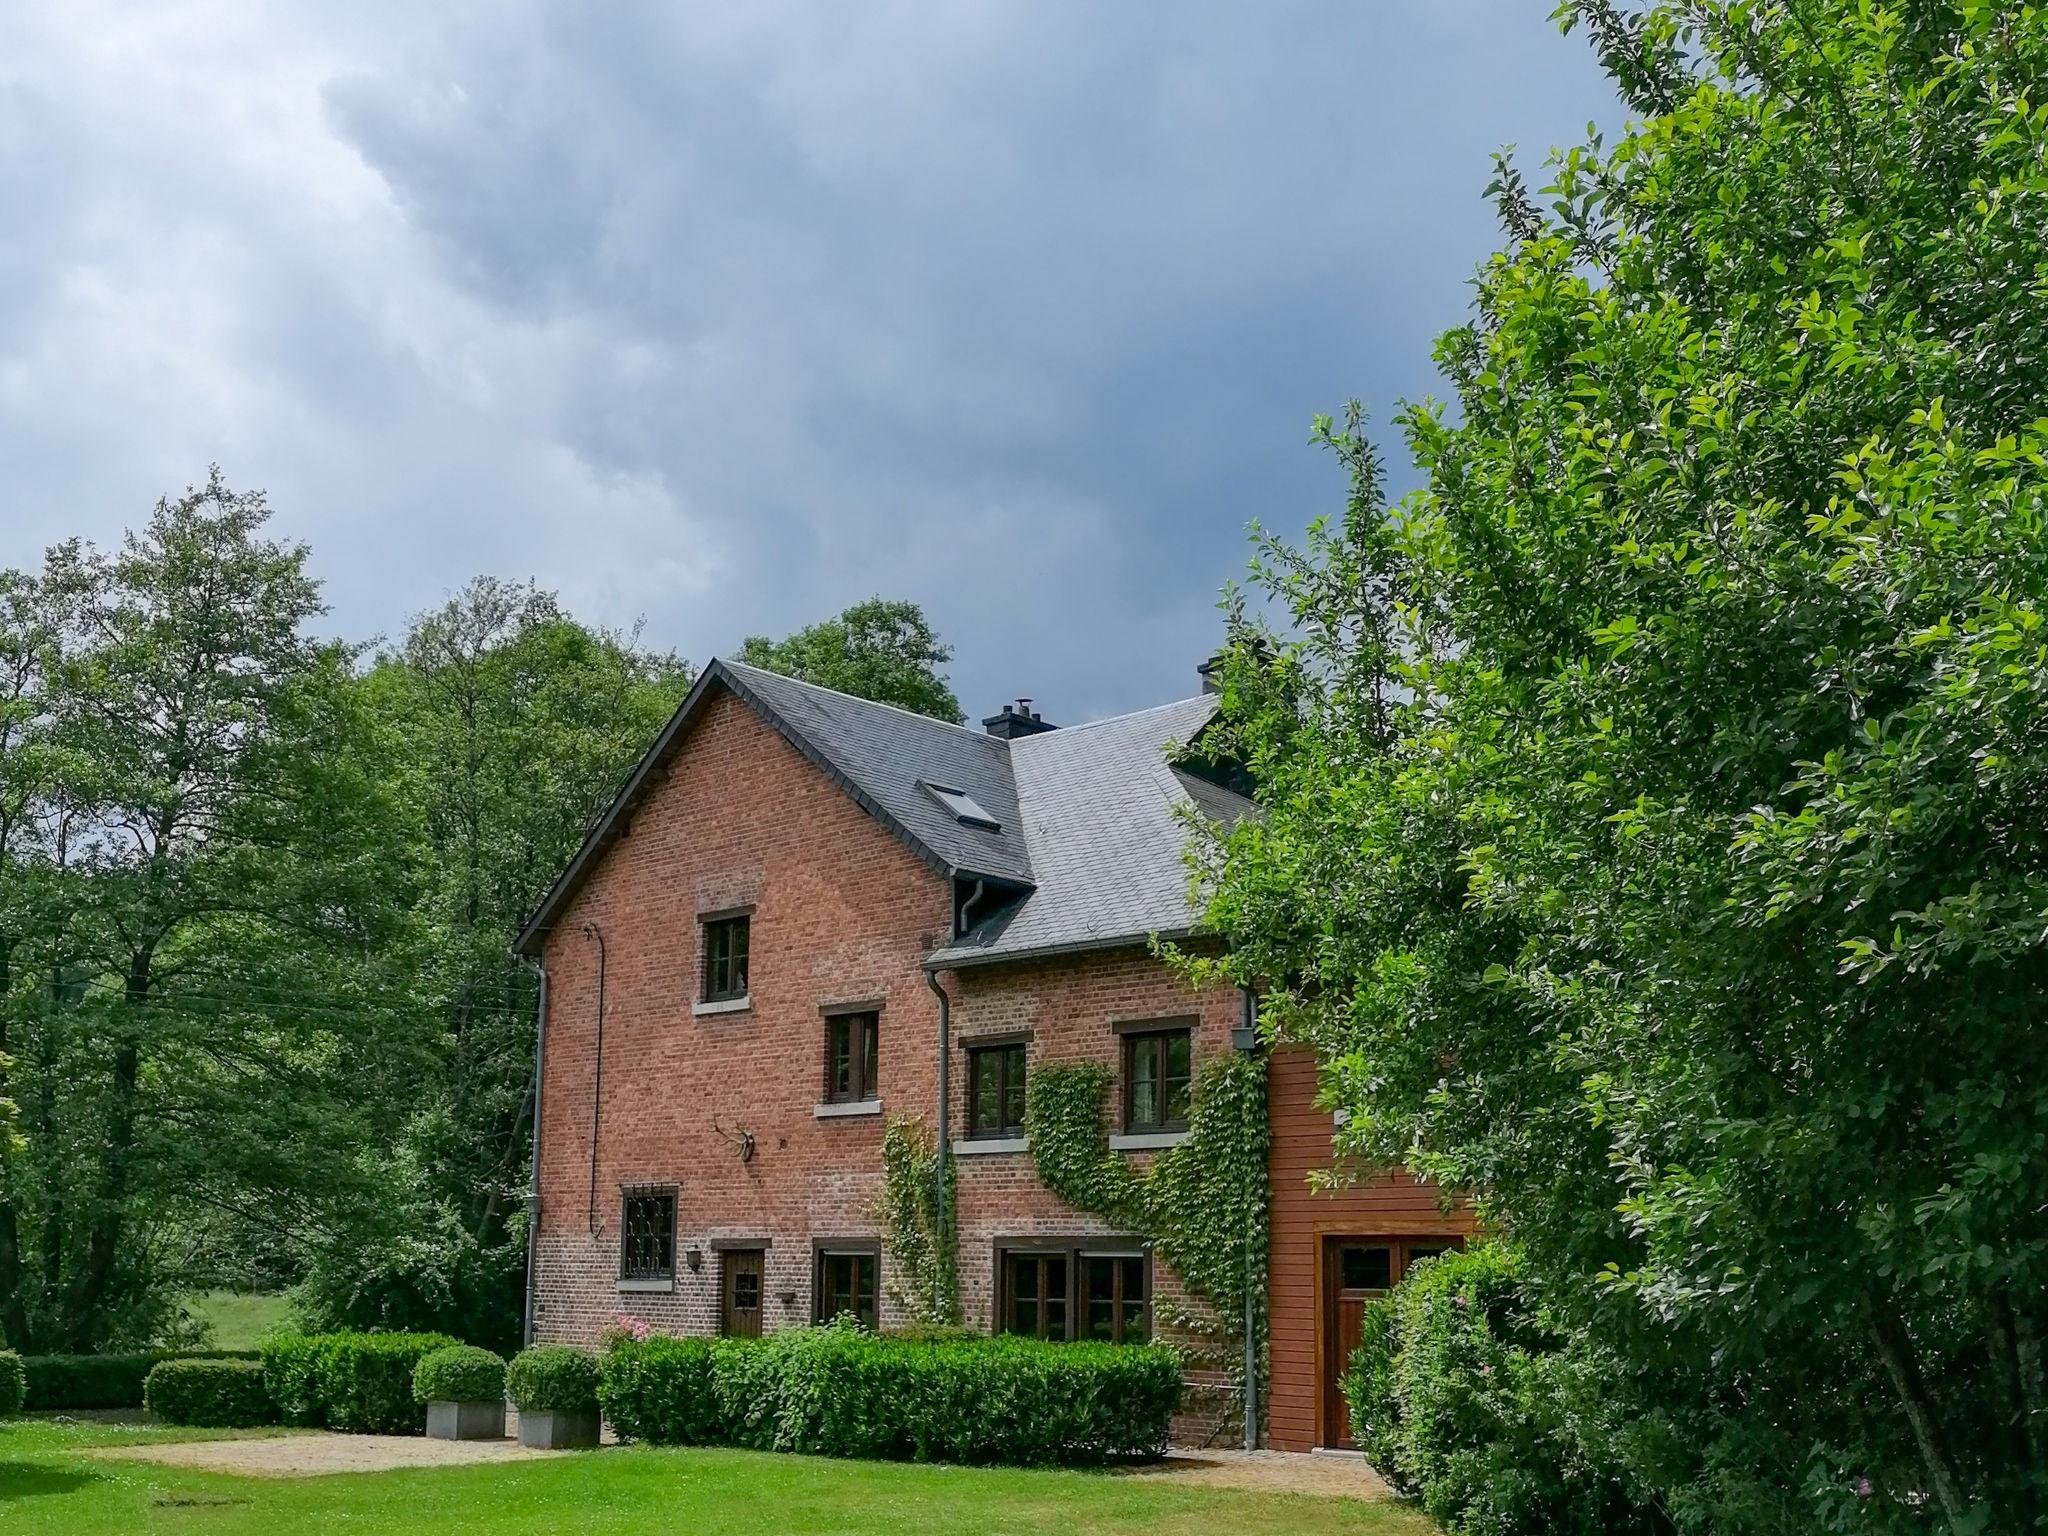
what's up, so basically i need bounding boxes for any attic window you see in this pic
[922,782,1000,831]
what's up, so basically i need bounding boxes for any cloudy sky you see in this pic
[1,2,1615,722]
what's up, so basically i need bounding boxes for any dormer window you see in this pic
[922,782,999,831]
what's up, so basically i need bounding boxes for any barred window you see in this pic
[620,1187,677,1283]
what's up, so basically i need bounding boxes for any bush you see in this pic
[258,1331,459,1434]
[144,1358,277,1428]
[609,1323,1180,1466]
[507,1345,601,1416]
[21,1350,259,1411]
[413,1344,506,1405]
[1342,1246,1653,1536]
[0,1350,23,1417]
[600,1336,718,1444]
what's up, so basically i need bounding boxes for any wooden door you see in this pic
[1323,1239,1394,1447]
[721,1249,764,1338]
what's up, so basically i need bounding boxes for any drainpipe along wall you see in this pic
[522,959,548,1347]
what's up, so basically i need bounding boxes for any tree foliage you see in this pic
[1197,4,2048,1530]
[740,598,964,722]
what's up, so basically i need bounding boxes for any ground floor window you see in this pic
[619,1186,678,1283]
[814,1242,879,1328]
[998,1242,1150,1343]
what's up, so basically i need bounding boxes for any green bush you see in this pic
[611,1323,1180,1466]
[1342,1246,1652,1536]
[21,1350,259,1411]
[600,1336,718,1444]
[506,1345,601,1415]
[258,1331,459,1434]
[413,1344,506,1405]
[0,1350,23,1417]
[144,1358,277,1427]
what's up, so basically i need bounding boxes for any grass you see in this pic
[0,1418,1437,1536]
[179,1292,289,1351]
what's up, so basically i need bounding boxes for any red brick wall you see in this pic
[532,684,953,1344]
[1264,1043,1474,1451]
[947,947,1245,1444]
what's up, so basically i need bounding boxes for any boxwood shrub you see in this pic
[507,1345,602,1416]
[144,1358,277,1427]
[258,1331,459,1434]
[413,1344,507,1405]
[604,1324,1180,1466]
[21,1350,259,1411]
[0,1349,23,1418]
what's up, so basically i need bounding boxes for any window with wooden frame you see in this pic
[823,1010,880,1105]
[998,1242,1150,1343]
[814,1244,879,1328]
[701,913,750,1003]
[966,1040,1027,1138]
[1121,1026,1193,1133]
[619,1187,677,1283]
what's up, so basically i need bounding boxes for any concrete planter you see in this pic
[426,1399,506,1441]
[517,1408,601,1449]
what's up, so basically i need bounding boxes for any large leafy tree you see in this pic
[0,473,420,1352]
[291,579,691,1350]
[740,597,964,722]
[1199,4,2048,1531]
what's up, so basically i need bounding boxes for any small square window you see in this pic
[702,915,750,1003]
[620,1189,677,1282]
[824,1011,880,1104]
[1122,1027,1192,1133]
[967,1041,1027,1138]
[815,1247,878,1328]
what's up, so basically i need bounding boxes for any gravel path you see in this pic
[92,1432,562,1478]
[1123,1448,1397,1500]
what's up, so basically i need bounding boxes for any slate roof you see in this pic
[513,656,1254,963]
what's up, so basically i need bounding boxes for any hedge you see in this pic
[506,1344,601,1415]
[143,1358,277,1428]
[21,1350,259,1412]
[0,1350,22,1417]
[1342,1245,1652,1536]
[259,1331,460,1434]
[603,1324,1181,1466]
[414,1344,506,1405]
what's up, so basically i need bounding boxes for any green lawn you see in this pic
[0,1419,1434,1536]
[180,1292,289,1351]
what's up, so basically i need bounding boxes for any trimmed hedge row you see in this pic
[0,1349,22,1417]
[601,1325,1180,1466]
[143,1358,277,1428]
[261,1331,460,1434]
[21,1350,259,1411]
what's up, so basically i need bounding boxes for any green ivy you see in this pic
[871,1116,958,1325]
[1025,1052,1270,1436]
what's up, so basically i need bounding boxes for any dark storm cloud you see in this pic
[0,2,1615,720]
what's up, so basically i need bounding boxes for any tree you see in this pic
[0,472,421,1352]
[291,579,691,1350]
[740,598,963,722]
[1196,5,2048,1531]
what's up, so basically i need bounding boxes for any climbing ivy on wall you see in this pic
[1025,1052,1270,1433]
[870,1115,959,1325]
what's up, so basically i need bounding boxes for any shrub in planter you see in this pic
[507,1345,602,1449]
[414,1345,507,1441]
[0,1350,23,1418]
[144,1358,277,1428]
[600,1336,718,1446]
[1341,1245,1652,1536]
[22,1350,259,1411]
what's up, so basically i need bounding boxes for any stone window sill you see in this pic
[693,997,751,1018]
[616,1277,675,1293]
[814,1099,882,1119]
[951,1136,1029,1156]
[1109,1130,1190,1151]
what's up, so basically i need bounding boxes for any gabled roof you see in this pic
[513,655,1257,964]
[927,694,1255,968]
[513,658,1031,956]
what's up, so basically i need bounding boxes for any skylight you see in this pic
[922,782,1000,831]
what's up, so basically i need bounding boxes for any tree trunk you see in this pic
[0,934,27,1348]
[1868,1304,1975,1534]
[62,947,149,1348]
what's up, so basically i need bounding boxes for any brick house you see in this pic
[513,656,1470,1450]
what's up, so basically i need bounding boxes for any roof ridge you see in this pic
[714,656,990,740]
[1008,693,1214,746]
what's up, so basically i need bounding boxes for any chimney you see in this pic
[1197,653,1225,694]
[982,697,1057,740]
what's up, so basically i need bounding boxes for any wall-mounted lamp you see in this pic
[686,1247,704,1273]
